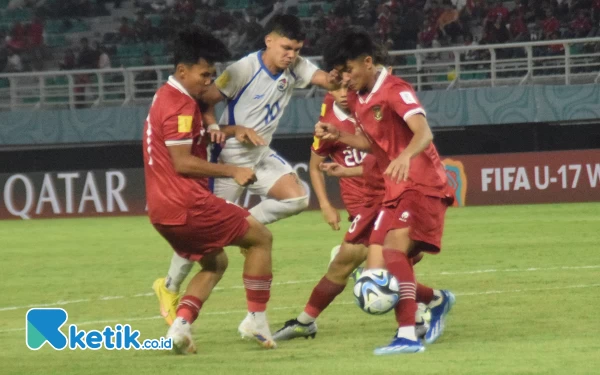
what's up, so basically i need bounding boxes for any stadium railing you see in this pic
[0,37,599,111]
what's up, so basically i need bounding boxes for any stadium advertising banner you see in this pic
[0,149,599,220]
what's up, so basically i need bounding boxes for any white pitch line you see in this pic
[1,265,598,313]
[1,283,599,334]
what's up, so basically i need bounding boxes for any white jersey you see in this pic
[214,50,319,165]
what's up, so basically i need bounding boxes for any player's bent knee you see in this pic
[243,217,273,249]
[200,250,229,276]
[281,195,309,216]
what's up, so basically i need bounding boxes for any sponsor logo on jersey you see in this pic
[254,94,265,100]
[372,105,383,121]
[399,211,410,222]
[443,158,467,207]
[277,78,288,91]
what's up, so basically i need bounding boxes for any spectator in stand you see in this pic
[5,48,23,72]
[509,10,529,42]
[135,51,157,99]
[118,17,135,43]
[437,3,462,43]
[245,15,264,50]
[418,18,438,48]
[77,38,96,69]
[175,0,196,22]
[60,49,76,70]
[570,10,592,38]
[134,13,152,42]
[377,4,391,41]
[546,31,565,55]
[542,9,560,39]
[75,38,96,107]
[10,22,27,50]
[357,0,372,28]
[487,0,509,22]
[98,45,111,69]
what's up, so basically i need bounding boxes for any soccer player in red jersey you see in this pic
[272,85,386,340]
[143,27,277,354]
[273,83,443,341]
[316,30,456,355]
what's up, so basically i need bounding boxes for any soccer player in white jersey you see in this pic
[153,14,341,328]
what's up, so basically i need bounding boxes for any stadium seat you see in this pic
[298,4,310,17]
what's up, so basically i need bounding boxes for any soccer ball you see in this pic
[353,268,400,315]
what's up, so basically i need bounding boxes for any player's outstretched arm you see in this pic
[168,144,256,186]
[310,69,341,91]
[384,114,434,183]
[315,121,371,151]
[217,126,266,146]
[309,151,340,231]
[200,84,226,106]
[320,163,363,178]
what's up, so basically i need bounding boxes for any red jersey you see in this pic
[143,76,210,225]
[312,94,383,215]
[351,69,449,205]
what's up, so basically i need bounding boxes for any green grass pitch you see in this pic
[1,202,599,374]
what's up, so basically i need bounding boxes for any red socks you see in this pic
[416,283,434,304]
[176,295,203,324]
[304,276,346,318]
[243,274,272,312]
[382,249,417,327]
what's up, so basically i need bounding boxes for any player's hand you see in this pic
[208,129,227,145]
[385,153,410,183]
[321,204,341,231]
[319,162,346,177]
[233,167,257,186]
[315,121,340,141]
[234,127,266,146]
[327,68,341,87]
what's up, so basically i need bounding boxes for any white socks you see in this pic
[396,326,417,341]
[165,253,194,293]
[297,311,316,325]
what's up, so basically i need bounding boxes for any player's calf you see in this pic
[233,217,277,349]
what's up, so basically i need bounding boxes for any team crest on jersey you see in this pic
[372,105,383,121]
[277,78,288,91]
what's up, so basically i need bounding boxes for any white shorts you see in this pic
[213,147,295,203]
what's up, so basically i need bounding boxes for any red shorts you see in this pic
[344,203,381,246]
[369,190,450,253]
[153,195,250,262]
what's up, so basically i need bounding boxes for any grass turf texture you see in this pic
[1,202,599,374]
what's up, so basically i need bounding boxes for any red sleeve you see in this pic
[311,136,336,157]
[163,99,198,146]
[387,83,426,122]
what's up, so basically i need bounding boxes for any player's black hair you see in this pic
[173,27,231,67]
[265,14,306,41]
[323,29,376,70]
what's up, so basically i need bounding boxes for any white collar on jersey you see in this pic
[167,75,193,99]
[358,67,388,104]
[333,101,355,123]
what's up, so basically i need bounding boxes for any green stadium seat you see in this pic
[298,3,310,17]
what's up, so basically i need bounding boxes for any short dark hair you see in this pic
[266,14,305,41]
[173,27,231,67]
[323,29,375,70]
